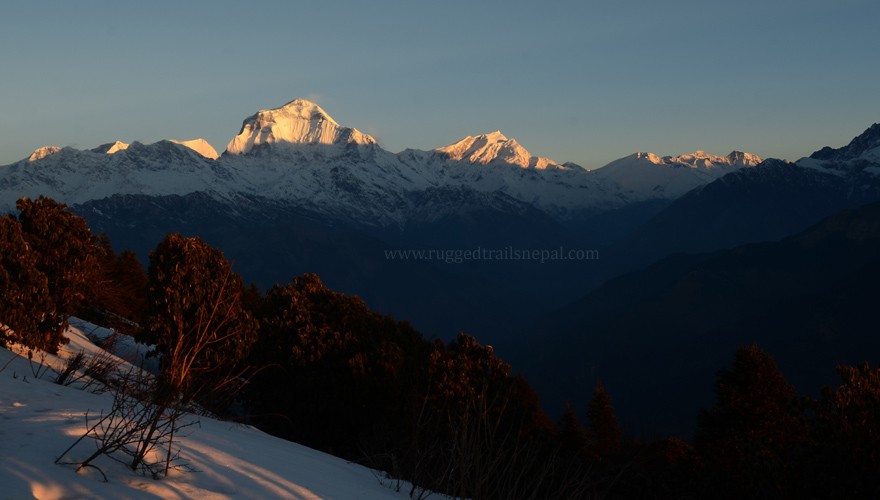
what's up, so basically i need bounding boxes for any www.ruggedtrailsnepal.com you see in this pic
[384,246,599,264]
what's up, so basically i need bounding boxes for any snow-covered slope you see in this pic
[225,98,377,155]
[0,98,763,225]
[0,141,235,211]
[593,150,763,199]
[796,123,880,175]
[0,320,409,499]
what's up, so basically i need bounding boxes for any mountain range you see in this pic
[2,98,880,437]
[0,98,763,225]
[0,97,783,339]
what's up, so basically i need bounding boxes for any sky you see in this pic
[1,0,878,169]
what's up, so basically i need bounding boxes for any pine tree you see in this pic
[586,382,623,460]
[813,362,880,495]
[695,344,808,497]
[558,401,588,457]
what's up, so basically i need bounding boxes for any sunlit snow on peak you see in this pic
[27,146,62,162]
[170,138,219,160]
[633,152,664,164]
[224,98,377,155]
[436,131,562,170]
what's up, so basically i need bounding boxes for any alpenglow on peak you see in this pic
[436,130,561,169]
[626,150,763,169]
[27,146,63,162]
[225,98,377,155]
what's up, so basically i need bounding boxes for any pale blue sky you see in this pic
[1,0,877,168]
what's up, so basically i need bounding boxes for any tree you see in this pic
[55,234,254,479]
[813,362,880,496]
[586,382,623,460]
[111,250,149,325]
[146,233,258,399]
[695,344,809,497]
[248,273,429,456]
[247,275,593,498]
[130,233,257,474]
[421,333,569,499]
[428,332,512,414]
[16,196,103,350]
[0,215,51,350]
[79,233,149,334]
[557,401,589,463]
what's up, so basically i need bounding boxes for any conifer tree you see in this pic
[813,362,880,495]
[695,344,808,497]
[558,401,588,457]
[586,382,623,459]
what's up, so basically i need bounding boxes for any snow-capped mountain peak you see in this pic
[436,131,560,169]
[482,130,509,143]
[796,123,880,176]
[0,96,789,226]
[668,150,714,167]
[809,123,880,163]
[593,149,763,200]
[725,150,763,167]
[91,140,130,155]
[224,98,377,155]
[665,150,763,169]
[633,152,664,164]
[170,138,219,160]
[27,146,62,162]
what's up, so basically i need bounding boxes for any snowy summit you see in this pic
[797,123,880,175]
[593,150,763,196]
[0,96,772,223]
[27,146,62,162]
[615,150,763,171]
[92,141,130,155]
[436,130,562,169]
[170,138,220,160]
[225,98,377,155]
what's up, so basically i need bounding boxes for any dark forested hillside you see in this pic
[610,159,880,273]
[512,201,880,438]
